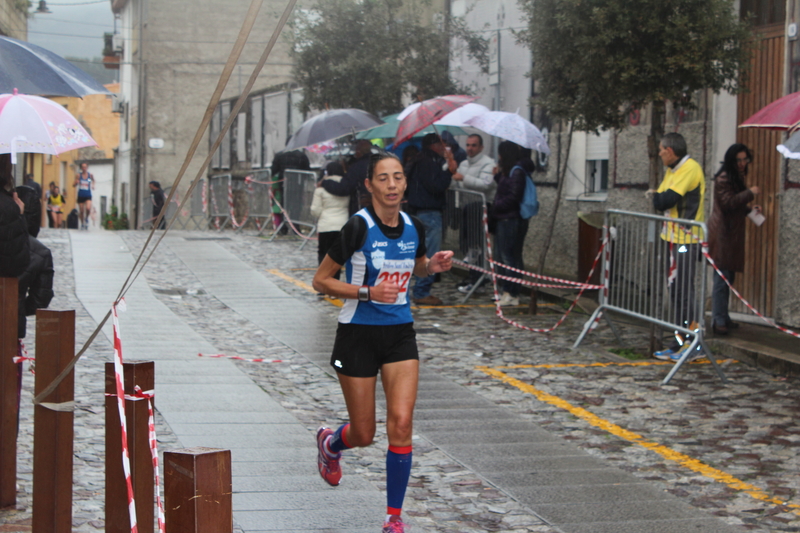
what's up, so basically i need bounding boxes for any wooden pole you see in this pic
[164,448,232,533]
[105,360,155,533]
[0,277,19,509]
[32,309,75,531]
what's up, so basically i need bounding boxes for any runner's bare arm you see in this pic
[413,251,454,278]
[313,255,399,303]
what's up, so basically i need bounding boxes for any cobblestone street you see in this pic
[2,228,799,532]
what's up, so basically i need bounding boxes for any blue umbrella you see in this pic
[0,36,110,97]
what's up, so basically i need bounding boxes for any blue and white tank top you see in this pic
[77,173,93,195]
[338,208,419,325]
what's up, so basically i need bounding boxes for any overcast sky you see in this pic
[27,0,116,59]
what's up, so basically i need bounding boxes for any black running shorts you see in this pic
[330,322,418,378]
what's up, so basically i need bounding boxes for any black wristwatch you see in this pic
[358,286,370,302]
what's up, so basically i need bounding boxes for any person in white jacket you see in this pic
[312,161,351,280]
[450,134,496,293]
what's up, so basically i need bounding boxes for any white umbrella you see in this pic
[434,103,490,126]
[466,111,551,154]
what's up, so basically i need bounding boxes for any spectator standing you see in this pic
[441,130,467,165]
[321,139,375,216]
[23,173,42,205]
[47,186,65,228]
[491,141,529,306]
[648,132,706,361]
[0,154,29,277]
[708,144,760,335]
[73,162,94,230]
[311,161,350,280]
[271,148,311,233]
[451,134,496,293]
[406,133,456,305]
[149,181,167,229]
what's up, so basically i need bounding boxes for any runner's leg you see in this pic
[380,359,418,523]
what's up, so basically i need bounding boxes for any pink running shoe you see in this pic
[316,427,342,486]
[382,515,408,533]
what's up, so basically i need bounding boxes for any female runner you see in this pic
[312,151,453,533]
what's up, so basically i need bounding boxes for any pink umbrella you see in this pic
[394,95,478,146]
[0,89,97,164]
[739,91,800,133]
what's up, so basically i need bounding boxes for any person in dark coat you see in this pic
[321,140,374,216]
[406,133,456,305]
[149,181,167,229]
[271,148,311,233]
[0,154,29,278]
[12,183,54,436]
[491,141,529,307]
[707,143,760,335]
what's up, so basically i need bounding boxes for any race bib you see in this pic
[374,259,415,305]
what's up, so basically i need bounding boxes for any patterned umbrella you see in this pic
[740,91,800,133]
[466,111,550,154]
[394,95,478,146]
[283,108,383,151]
[0,90,97,164]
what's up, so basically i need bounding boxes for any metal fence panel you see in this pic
[442,188,490,302]
[208,175,231,231]
[271,169,318,247]
[573,209,725,384]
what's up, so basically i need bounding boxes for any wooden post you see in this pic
[105,361,155,533]
[32,309,75,531]
[0,277,19,509]
[164,448,232,533]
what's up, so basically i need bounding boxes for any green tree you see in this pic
[517,0,752,278]
[290,0,487,116]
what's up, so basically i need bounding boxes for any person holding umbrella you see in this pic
[312,152,453,533]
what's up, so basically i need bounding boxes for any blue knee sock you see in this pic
[328,423,351,454]
[386,445,412,516]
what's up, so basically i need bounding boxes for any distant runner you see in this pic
[312,152,453,533]
[73,162,94,230]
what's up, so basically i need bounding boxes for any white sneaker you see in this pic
[497,293,519,306]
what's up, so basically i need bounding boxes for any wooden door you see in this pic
[735,25,785,317]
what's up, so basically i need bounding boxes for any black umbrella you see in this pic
[0,36,110,97]
[283,108,383,152]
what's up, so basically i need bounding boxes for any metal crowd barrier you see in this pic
[443,188,490,303]
[246,169,273,235]
[270,169,318,250]
[208,174,231,230]
[573,209,725,384]
[186,178,208,230]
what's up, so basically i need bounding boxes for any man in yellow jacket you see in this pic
[648,132,705,362]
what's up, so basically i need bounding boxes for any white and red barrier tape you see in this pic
[198,353,283,363]
[210,182,222,230]
[111,300,139,533]
[269,189,318,241]
[228,179,249,229]
[13,342,35,374]
[464,205,609,334]
[201,179,208,215]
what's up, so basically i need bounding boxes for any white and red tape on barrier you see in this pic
[110,300,166,533]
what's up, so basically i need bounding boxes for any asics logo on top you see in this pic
[372,241,388,248]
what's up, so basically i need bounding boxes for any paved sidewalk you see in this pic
[4,228,799,532]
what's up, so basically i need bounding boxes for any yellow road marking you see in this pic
[494,360,729,370]
[477,366,800,514]
[266,269,342,307]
